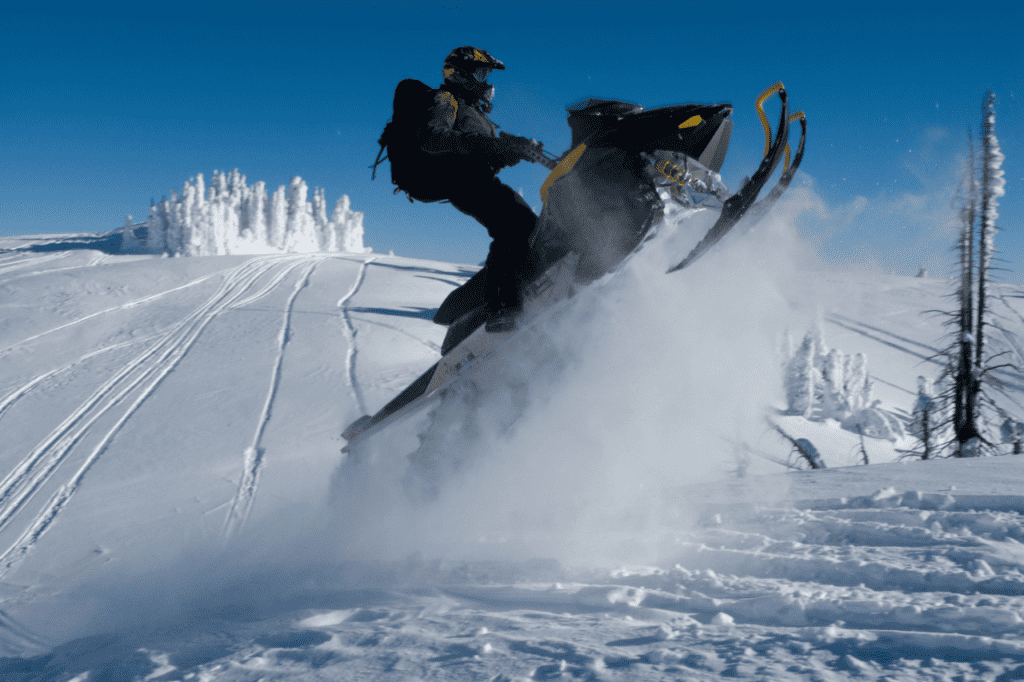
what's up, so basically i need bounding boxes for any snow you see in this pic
[3,201,1024,681]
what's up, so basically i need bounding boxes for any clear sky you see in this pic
[2,1,1022,276]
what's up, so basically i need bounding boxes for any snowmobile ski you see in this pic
[667,83,805,273]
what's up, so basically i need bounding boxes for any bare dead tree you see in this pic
[921,93,1014,458]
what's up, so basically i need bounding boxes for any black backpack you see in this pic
[373,79,452,203]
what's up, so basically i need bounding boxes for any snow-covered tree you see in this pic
[821,349,850,418]
[778,330,795,370]
[785,333,816,418]
[845,353,872,413]
[910,376,938,460]
[125,170,370,256]
[782,325,902,443]
[1000,418,1024,454]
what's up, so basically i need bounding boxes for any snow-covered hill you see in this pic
[2,220,1024,680]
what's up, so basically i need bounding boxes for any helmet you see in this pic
[442,46,505,112]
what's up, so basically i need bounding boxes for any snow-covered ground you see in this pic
[2,212,1024,681]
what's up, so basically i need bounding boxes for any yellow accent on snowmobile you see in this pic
[539,144,587,205]
[678,114,703,129]
[756,82,785,157]
[757,84,803,172]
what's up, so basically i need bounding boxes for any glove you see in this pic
[487,135,524,169]
[490,132,543,169]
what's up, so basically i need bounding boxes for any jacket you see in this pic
[420,88,503,171]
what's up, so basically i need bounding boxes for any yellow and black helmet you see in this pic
[442,46,505,110]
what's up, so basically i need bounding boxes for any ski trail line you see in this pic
[0,264,245,359]
[338,256,379,416]
[0,333,157,426]
[0,252,72,275]
[0,256,112,288]
[0,256,308,566]
[228,257,313,310]
[0,256,311,576]
[223,258,321,541]
[0,258,274,535]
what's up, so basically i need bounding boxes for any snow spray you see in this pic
[324,196,812,568]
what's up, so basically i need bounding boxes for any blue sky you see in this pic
[2,1,1022,276]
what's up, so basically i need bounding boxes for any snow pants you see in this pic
[446,176,538,313]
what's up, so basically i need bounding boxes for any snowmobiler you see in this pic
[373,46,549,333]
[349,81,806,473]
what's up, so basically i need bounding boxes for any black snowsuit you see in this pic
[419,87,537,315]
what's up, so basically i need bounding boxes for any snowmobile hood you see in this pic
[567,99,733,171]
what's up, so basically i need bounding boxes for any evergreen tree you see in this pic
[821,349,849,418]
[845,353,871,412]
[910,376,937,460]
[785,333,816,418]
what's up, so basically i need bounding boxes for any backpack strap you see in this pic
[371,129,389,181]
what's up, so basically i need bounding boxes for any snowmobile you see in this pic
[342,82,806,466]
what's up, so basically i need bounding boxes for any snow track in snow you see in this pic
[0,252,109,287]
[0,263,240,360]
[337,255,379,416]
[0,334,157,425]
[0,255,314,576]
[223,257,322,540]
[0,252,72,276]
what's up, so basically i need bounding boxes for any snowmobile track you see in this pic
[223,258,322,540]
[0,252,72,276]
[0,262,243,360]
[0,333,157,426]
[0,252,109,288]
[0,255,316,576]
[337,255,379,417]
